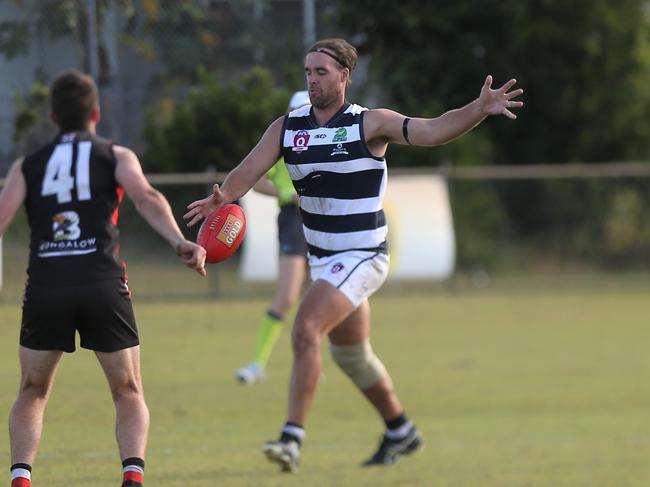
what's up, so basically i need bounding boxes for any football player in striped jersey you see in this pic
[186,37,523,472]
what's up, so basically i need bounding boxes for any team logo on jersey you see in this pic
[61,132,76,143]
[330,262,345,274]
[332,127,348,143]
[330,143,349,157]
[38,211,97,258]
[292,131,311,153]
[53,211,81,241]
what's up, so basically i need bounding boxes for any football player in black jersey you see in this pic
[0,70,206,487]
[185,38,523,473]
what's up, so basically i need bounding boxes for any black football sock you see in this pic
[121,457,144,487]
[384,412,413,439]
[280,422,305,445]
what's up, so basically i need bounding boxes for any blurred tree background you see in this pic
[2,0,650,271]
[337,0,650,166]
[142,67,290,173]
[335,0,650,268]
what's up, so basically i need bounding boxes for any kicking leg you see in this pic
[328,300,404,420]
[328,302,423,466]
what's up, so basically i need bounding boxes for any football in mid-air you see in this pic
[197,204,246,263]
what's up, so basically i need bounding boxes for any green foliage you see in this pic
[0,20,30,59]
[0,0,99,60]
[0,0,138,80]
[13,81,48,142]
[124,0,315,86]
[142,67,290,173]
[0,0,330,86]
[335,0,650,266]
[603,186,650,263]
[137,0,224,78]
[12,80,57,156]
[605,189,644,255]
[451,179,650,270]
[336,0,650,165]
[448,180,510,269]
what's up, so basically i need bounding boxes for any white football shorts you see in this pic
[309,250,390,308]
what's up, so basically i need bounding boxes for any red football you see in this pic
[196,204,246,263]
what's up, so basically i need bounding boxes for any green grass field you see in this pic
[1,280,649,486]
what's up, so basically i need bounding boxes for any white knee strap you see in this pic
[329,340,387,390]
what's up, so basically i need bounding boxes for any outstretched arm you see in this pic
[366,76,523,150]
[184,116,284,227]
[114,146,206,276]
[0,159,26,236]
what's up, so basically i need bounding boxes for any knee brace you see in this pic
[329,340,387,390]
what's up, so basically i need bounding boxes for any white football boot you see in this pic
[235,362,265,384]
[262,439,301,473]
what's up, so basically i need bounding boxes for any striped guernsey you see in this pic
[281,102,388,258]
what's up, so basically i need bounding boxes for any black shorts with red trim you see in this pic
[20,278,139,353]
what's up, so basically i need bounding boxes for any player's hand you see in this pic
[176,238,207,276]
[478,75,524,120]
[183,183,226,227]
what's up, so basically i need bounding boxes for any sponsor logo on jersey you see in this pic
[332,127,347,143]
[330,143,349,156]
[39,238,97,252]
[61,132,76,143]
[292,130,311,153]
[37,211,98,257]
[331,262,345,273]
[52,211,81,241]
[314,133,327,139]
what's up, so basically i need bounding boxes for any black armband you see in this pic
[402,117,411,144]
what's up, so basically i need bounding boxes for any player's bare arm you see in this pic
[114,145,206,275]
[365,76,523,156]
[184,116,284,227]
[0,158,26,236]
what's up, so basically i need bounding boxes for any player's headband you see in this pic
[311,48,348,70]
